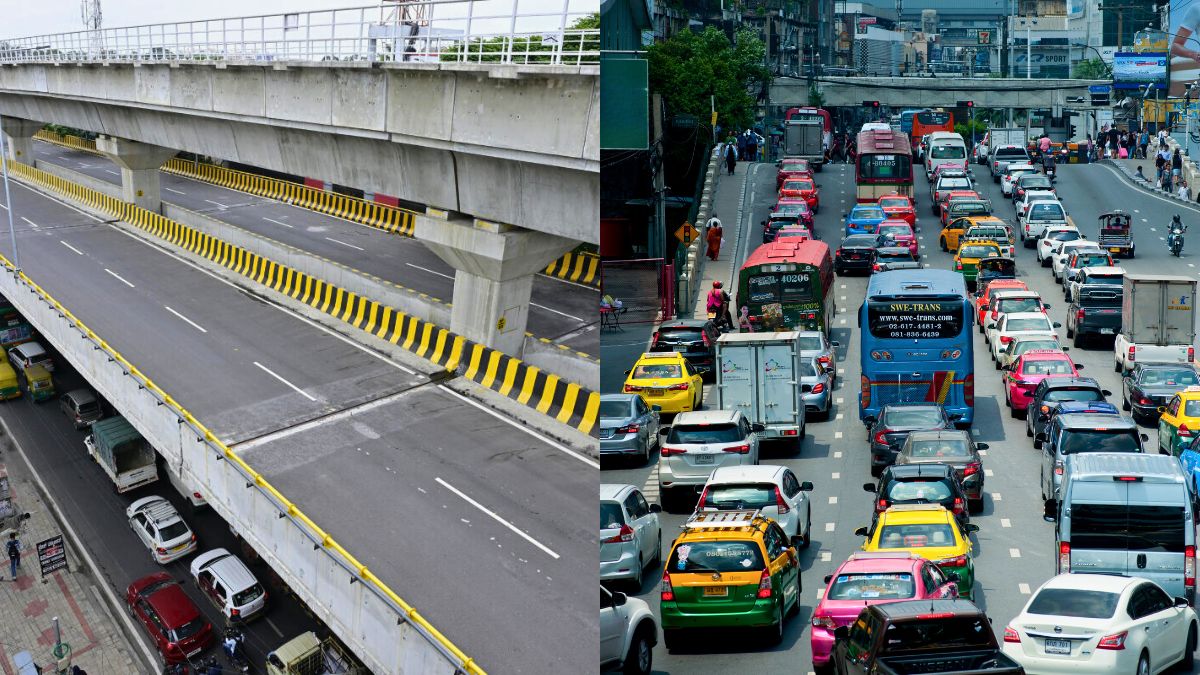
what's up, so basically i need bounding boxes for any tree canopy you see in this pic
[439,13,598,64]
[1074,58,1111,80]
[646,27,770,133]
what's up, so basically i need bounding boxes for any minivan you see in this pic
[8,341,52,373]
[1046,452,1195,604]
[1038,413,1147,506]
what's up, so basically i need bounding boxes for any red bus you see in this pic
[784,107,832,133]
[737,239,835,333]
[910,110,955,152]
[856,129,914,203]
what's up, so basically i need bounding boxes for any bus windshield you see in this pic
[747,272,814,303]
[867,300,964,340]
[859,154,912,180]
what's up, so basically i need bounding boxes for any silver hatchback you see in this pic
[796,331,840,383]
[799,356,833,421]
[599,393,660,465]
[657,410,762,512]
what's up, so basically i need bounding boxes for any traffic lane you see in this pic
[0,365,321,667]
[240,385,594,675]
[31,142,602,355]
[0,180,425,444]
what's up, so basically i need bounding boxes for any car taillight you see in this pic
[660,446,685,456]
[775,487,790,514]
[697,486,709,507]
[667,383,689,391]
[1181,424,1193,438]
[701,332,710,347]
[812,614,837,630]
[230,608,240,617]
[965,373,974,407]
[990,310,998,321]
[1139,396,1152,406]
[616,423,640,434]
[1003,627,1021,643]
[876,499,889,512]
[962,463,981,477]
[955,260,963,270]
[1188,545,1197,589]
[723,444,751,454]
[190,534,196,543]
[1055,459,1064,475]
[756,569,773,599]
[812,382,825,394]
[952,497,965,515]
[1076,309,1085,322]
[936,555,968,568]
[818,355,832,367]
[999,336,1013,344]
[1128,346,1136,363]
[873,264,882,272]
[603,524,635,544]
[836,248,844,257]
[874,430,890,445]
[1059,541,1070,571]
[156,547,167,555]
[623,384,643,393]
[1191,347,1196,363]
[651,331,660,344]
[861,375,872,408]
[661,571,675,602]
[1097,631,1127,650]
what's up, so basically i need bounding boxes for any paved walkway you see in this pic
[1106,149,1200,206]
[0,423,143,674]
[692,162,752,320]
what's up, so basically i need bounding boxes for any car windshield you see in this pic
[667,540,765,573]
[599,399,634,419]
[1076,255,1110,267]
[1028,589,1120,619]
[784,181,813,191]
[1043,388,1103,403]
[775,203,810,216]
[969,229,1005,240]
[797,336,824,351]
[844,236,878,247]
[702,483,777,510]
[632,364,680,379]
[1007,170,1036,181]
[1059,429,1139,454]
[1140,369,1200,387]
[853,207,885,220]
[930,145,965,159]
[667,423,743,444]
[950,203,990,216]
[656,328,704,345]
[1021,359,1073,375]
[938,178,971,190]
[879,225,911,237]
[878,251,913,261]
[880,198,910,208]
[997,149,1029,159]
[883,408,944,427]
[169,617,207,642]
[158,521,190,541]
[798,361,820,377]
[907,439,970,458]
[877,522,956,549]
[827,573,916,600]
[1070,505,1185,553]
[1029,203,1065,220]
[959,245,999,258]
[1020,177,1052,189]
[881,616,995,652]
[1007,317,1052,331]
[998,298,1041,313]
[77,401,100,415]
[885,479,954,503]
[600,501,625,529]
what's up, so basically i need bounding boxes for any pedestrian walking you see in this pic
[1172,148,1184,189]
[1139,129,1149,159]
[1109,131,1119,159]
[1179,180,1191,201]
[724,142,737,175]
[6,532,20,580]
[1084,135,1094,164]
[705,215,723,261]
[747,133,758,163]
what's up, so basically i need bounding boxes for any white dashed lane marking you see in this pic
[832,472,840,480]
[820,551,832,562]
[1010,548,1022,558]
[1001,518,1012,528]
[825,522,836,532]
[829,496,838,504]
[1019,583,1031,595]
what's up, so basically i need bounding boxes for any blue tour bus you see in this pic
[859,269,975,427]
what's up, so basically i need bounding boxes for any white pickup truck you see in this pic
[1114,275,1198,373]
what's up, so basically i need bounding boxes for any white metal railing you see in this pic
[0,2,598,66]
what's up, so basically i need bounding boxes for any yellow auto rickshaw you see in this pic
[22,364,53,403]
[0,361,20,401]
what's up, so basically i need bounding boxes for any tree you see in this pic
[646,27,770,134]
[1074,58,1111,80]
[439,13,598,64]
[807,83,825,108]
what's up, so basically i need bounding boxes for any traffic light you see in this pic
[1068,122,1077,139]
[862,100,880,108]
[957,100,974,109]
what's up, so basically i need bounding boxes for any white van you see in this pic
[924,132,968,180]
[8,342,53,373]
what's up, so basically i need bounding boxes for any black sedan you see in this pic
[863,403,960,476]
[835,233,891,275]
[649,319,719,381]
[863,463,972,526]
[1024,376,1111,441]
[1122,362,1200,424]
[1011,173,1054,204]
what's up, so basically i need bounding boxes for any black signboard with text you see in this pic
[37,535,68,576]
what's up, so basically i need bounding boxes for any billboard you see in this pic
[1171,0,1200,96]
[1113,52,1167,89]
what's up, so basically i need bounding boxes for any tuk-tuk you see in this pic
[0,361,20,401]
[976,257,1017,295]
[1096,210,1134,258]
[22,364,53,403]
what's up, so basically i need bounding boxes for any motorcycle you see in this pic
[223,626,251,673]
[1045,164,1056,182]
[1170,228,1186,256]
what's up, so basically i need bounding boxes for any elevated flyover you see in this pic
[0,3,599,355]
[773,76,1108,109]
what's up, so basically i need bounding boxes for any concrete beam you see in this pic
[773,76,1106,110]
[95,136,177,213]
[415,215,575,356]
[0,116,42,163]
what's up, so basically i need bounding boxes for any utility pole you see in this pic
[80,0,103,56]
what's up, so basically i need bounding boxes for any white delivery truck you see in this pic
[716,332,805,452]
[1114,275,1198,373]
[85,416,158,493]
[783,117,825,167]
[986,127,1027,160]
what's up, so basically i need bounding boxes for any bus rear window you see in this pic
[859,154,912,180]
[748,273,814,303]
[929,145,965,159]
[867,300,964,340]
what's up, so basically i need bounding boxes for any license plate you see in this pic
[674,345,689,353]
[1044,639,1071,655]
[600,430,614,439]
[695,454,715,465]
[1099,328,1114,334]
[1109,247,1121,253]
[703,586,728,597]
[648,389,665,397]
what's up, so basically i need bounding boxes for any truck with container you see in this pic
[783,117,826,169]
[716,331,806,451]
[985,128,1027,162]
[266,631,368,675]
[84,415,158,493]
[831,599,1024,675]
[1114,275,1198,374]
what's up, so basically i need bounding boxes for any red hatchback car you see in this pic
[1004,349,1077,417]
[127,572,214,664]
[779,178,820,213]
[877,194,916,227]
[810,551,959,669]
[776,158,814,189]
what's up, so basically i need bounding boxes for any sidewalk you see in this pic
[1105,148,1200,207]
[0,424,143,674]
[691,161,751,320]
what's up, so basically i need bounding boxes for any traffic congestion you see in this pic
[601,107,1200,674]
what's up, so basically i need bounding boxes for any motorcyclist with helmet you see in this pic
[706,281,734,332]
[1169,214,1188,256]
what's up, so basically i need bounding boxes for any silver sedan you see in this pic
[599,393,660,465]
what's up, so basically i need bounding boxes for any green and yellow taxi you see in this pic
[953,239,1002,288]
[1156,386,1200,455]
[0,360,20,400]
[22,363,54,403]
[623,351,703,414]
[853,504,978,600]
[660,510,801,648]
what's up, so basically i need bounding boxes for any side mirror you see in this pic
[831,341,841,348]
[751,423,766,433]
[1159,406,1168,414]
[1141,433,1150,442]
[862,483,877,493]
[1177,597,1191,609]
[1002,362,1013,371]
[842,213,849,219]
[976,442,990,450]
[1075,364,1085,370]
[612,591,628,606]
[1061,346,1070,352]
[987,323,997,330]
[854,526,869,537]
[1101,390,1112,397]
[824,574,833,585]
[834,625,850,641]
[863,416,877,427]
[1053,322,1062,328]
[964,523,980,534]
[1035,432,1048,442]
[650,504,663,513]
[1043,500,1057,522]
[949,413,963,421]
[624,370,631,375]
[1042,303,1051,309]
[652,405,662,412]
[658,428,671,436]
[800,481,814,491]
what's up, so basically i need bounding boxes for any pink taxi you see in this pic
[877,219,918,258]
[1003,349,1078,417]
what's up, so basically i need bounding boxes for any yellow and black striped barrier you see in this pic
[35,131,600,288]
[9,161,599,435]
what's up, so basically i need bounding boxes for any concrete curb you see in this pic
[1100,158,1200,209]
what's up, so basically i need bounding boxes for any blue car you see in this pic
[844,205,887,236]
[1178,446,1200,497]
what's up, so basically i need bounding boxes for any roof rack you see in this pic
[142,498,180,524]
[683,509,763,530]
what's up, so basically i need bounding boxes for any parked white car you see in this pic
[601,585,657,675]
[988,312,1061,362]
[126,496,197,564]
[698,464,814,548]
[1037,225,1082,265]
[1002,573,1198,675]
[600,484,662,588]
[1000,163,1038,197]
[1051,240,1100,282]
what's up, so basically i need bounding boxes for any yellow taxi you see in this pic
[940,215,1002,253]
[853,504,978,600]
[660,509,801,648]
[953,239,1002,288]
[623,351,703,414]
[1156,385,1200,456]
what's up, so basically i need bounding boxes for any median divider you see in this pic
[9,161,598,435]
[34,130,601,288]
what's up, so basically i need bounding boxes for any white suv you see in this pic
[189,548,268,623]
[600,586,657,675]
[657,410,762,512]
[698,464,814,548]
[1037,226,1081,263]
[126,496,197,564]
[1000,163,1038,197]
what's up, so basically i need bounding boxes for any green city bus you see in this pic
[737,239,836,333]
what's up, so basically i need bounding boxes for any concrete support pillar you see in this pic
[0,117,43,164]
[95,136,177,213]
[415,214,576,356]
